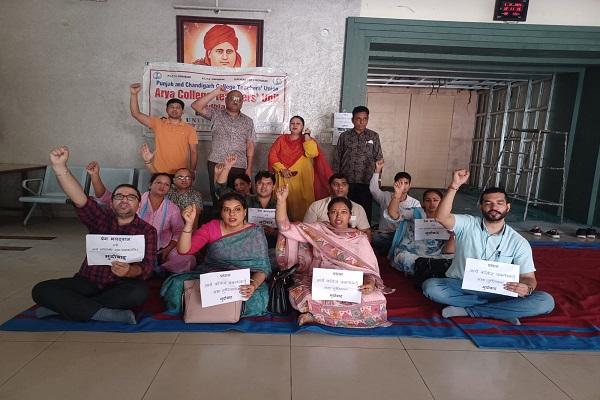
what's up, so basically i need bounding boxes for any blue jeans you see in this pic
[422,278,555,320]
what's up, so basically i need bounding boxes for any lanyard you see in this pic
[480,221,506,261]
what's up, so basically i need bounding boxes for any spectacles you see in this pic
[229,96,242,103]
[112,194,140,202]
[175,176,192,181]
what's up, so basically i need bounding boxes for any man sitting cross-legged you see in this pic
[31,146,157,325]
[422,169,555,325]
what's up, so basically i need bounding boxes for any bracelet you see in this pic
[447,186,459,191]
[182,229,193,233]
[144,161,152,165]
[54,169,70,177]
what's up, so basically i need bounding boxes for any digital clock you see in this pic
[493,0,529,22]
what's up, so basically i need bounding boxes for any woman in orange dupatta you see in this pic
[268,116,333,221]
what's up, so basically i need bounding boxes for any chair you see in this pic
[136,168,153,194]
[18,166,88,226]
[88,167,135,197]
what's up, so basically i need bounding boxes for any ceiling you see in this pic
[367,64,553,90]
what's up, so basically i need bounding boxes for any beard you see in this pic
[483,209,509,222]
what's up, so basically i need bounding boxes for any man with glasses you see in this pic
[129,83,198,174]
[192,86,256,204]
[31,146,157,325]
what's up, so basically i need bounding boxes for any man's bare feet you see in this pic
[297,312,316,326]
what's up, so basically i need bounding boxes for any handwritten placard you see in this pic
[414,218,451,241]
[311,268,363,303]
[86,235,145,266]
[247,208,276,228]
[199,269,250,307]
[461,258,519,297]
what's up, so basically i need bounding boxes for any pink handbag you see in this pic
[182,279,242,323]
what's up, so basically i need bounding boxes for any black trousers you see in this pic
[31,276,148,322]
[206,160,246,205]
[348,183,373,223]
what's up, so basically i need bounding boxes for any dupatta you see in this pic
[268,135,333,201]
[276,222,385,289]
[161,225,270,314]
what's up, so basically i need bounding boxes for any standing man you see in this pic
[129,83,198,174]
[32,146,157,325]
[191,86,256,204]
[422,169,555,325]
[337,106,383,222]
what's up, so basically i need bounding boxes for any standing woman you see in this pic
[268,116,333,221]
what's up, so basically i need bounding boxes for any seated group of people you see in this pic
[31,144,555,329]
[30,86,555,329]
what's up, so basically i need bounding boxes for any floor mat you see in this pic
[2,247,599,350]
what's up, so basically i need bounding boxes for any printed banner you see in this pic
[311,268,363,303]
[142,62,288,136]
[462,258,520,297]
[199,269,250,307]
[86,235,145,266]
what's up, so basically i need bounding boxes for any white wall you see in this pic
[0,0,359,170]
[360,0,600,26]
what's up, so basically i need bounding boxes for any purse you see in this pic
[413,257,453,288]
[268,264,298,315]
[182,279,242,323]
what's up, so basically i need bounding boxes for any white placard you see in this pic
[247,208,276,228]
[199,269,250,307]
[414,218,451,241]
[333,112,354,129]
[86,235,145,266]
[311,268,363,303]
[461,258,520,297]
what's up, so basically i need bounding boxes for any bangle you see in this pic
[144,161,152,165]
[182,229,193,233]
[54,169,70,177]
[448,186,459,191]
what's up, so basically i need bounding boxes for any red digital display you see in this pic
[493,0,529,21]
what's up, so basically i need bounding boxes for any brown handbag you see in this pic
[182,279,242,323]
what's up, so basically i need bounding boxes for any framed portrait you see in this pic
[176,16,263,67]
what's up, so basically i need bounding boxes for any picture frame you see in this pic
[176,16,263,67]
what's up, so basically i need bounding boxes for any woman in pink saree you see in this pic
[275,185,390,328]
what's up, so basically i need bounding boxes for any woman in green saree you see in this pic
[160,192,271,317]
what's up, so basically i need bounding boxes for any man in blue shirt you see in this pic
[422,169,554,325]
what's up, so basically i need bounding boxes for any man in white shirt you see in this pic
[370,159,420,254]
[303,173,371,241]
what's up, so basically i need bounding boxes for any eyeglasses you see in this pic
[175,176,192,181]
[228,96,242,103]
[112,194,140,202]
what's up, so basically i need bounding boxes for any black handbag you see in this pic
[413,257,453,288]
[268,264,298,315]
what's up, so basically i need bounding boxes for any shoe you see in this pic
[576,228,588,239]
[529,226,542,236]
[586,228,597,239]
[545,229,560,239]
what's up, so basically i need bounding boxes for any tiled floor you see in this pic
[0,216,598,400]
